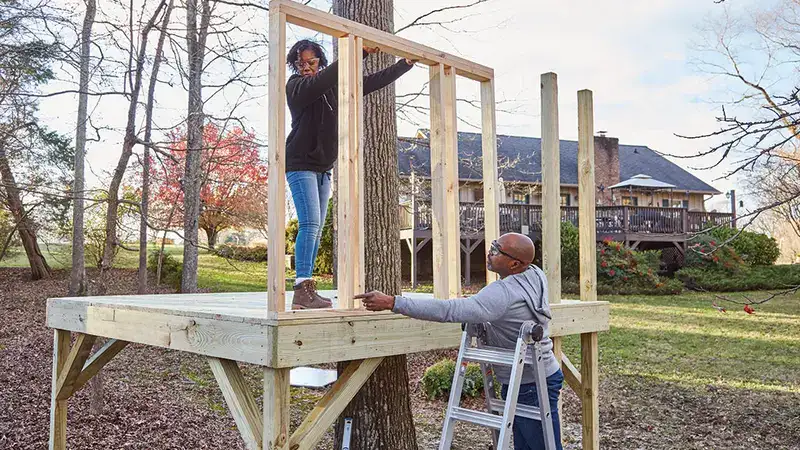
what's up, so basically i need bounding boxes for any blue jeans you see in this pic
[501,369,564,450]
[287,170,332,279]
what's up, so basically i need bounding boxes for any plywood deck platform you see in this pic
[46,291,609,368]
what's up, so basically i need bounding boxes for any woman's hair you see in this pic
[286,39,328,74]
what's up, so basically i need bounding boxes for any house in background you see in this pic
[397,130,732,285]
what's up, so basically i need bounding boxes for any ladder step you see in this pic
[462,346,535,366]
[450,407,504,429]
[488,398,543,421]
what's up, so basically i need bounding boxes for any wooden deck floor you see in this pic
[46,291,609,368]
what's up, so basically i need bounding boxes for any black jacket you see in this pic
[285,57,413,173]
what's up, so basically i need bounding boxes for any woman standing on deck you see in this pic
[285,39,415,310]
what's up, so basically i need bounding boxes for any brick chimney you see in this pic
[594,133,619,206]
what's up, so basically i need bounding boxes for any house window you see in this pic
[560,193,571,206]
[662,199,669,208]
[622,196,638,206]
[682,200,689,209]
[474,188,484,202]
[512,193,529,204]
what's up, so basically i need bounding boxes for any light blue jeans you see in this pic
[287,170,332,280]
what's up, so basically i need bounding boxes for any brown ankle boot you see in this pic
[292,279,332,310]
[309,279,333,305]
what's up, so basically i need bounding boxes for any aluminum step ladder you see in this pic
[438,320,557,450]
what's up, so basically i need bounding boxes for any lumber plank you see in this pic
[55,333,97,400]
[288,357,384,450]
[68,339,129,397]
[541,73,562,305]
[264,367,290,450]
[270,0,492,81]
[561,353,582,395]
[580,332,600,450]
[578,89,597,302]
[49,330,70,450]
[267,7,287,316]
[209,358,263,450]
[429,64,461,299]
[336,34,364,309]
[480,79,500,285]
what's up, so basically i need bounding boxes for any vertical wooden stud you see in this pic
[430,64,461,299]
[49,330,70,450]
[541,72,563,443]
[263,367,290,450]
[481,79,500,285]
[578,89,597,302]
[578,88,600,450]
[336,34,364,308]
[267,9,287,316]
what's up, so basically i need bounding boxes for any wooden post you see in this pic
[540,72,563,442]
[49,330,70,450]
[410,173,418,289]
[336,34,365,309]
[430,64,461,299]
[481,79,500,284]
[578,90,597,302]
[267,8,287,316]
[263,367,290,450]
[578,89,600,450]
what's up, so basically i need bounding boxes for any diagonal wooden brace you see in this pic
[287,357,384,450]
[208,358,264,450]
[68,339,129,397]
[55,333,96,400]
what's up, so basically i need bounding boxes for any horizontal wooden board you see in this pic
[272,0,493,82]
[46,293,609,368]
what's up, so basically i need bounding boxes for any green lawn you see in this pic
[0,243,334,292]
[560,291,800,393]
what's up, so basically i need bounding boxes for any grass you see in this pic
[0,243,334,292]
[560,291,800,393]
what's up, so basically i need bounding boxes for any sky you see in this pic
[36,0,772,214]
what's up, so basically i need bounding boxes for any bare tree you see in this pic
[138,0,175,294]
[69,0,97,295]
[99,0,168,274]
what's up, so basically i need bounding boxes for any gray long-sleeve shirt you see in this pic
[393,265,560,385]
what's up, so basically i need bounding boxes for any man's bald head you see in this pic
[487,232,535,278]
[497,233,535,265]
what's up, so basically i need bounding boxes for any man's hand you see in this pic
[404,58,418,66]
[355,291,395,311]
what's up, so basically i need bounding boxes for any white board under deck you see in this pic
[46,292,610,368]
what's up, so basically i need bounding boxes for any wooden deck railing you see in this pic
[399,201,734,235]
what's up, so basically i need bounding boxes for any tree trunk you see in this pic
[181,0,211,293]
[102,0,166,273]
[68,0,94,295]
[0,146,51,281]
[204,226,218,250]
[139,0,173,294]
[332,2,418,449]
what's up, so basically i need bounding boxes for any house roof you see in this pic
[397,130,720,194]
[608,174,676,190]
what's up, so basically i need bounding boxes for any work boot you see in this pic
[292,279,332,310]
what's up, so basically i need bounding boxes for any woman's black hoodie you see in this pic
[284,57,413,173]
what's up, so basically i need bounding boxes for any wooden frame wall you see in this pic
[266,0,497,313]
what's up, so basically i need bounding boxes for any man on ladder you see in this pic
[358,232,563,450]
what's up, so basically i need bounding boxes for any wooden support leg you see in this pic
[49,330,71,450]
[209,358,263,450]
[580,332,599,450]
[411,237,417,289]
[264,367,290,450]
[288,357,384,450]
